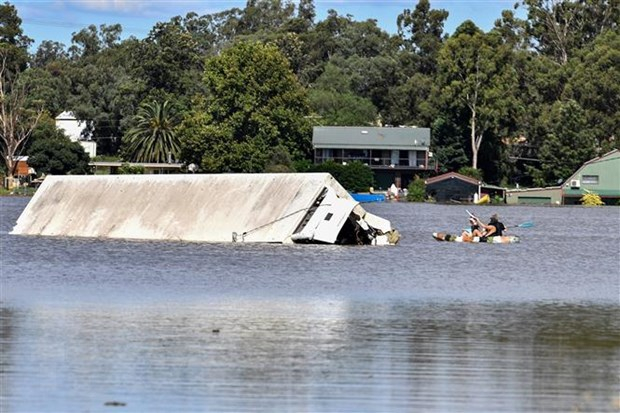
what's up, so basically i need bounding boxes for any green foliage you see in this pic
[308,89,377,126]
[178,41,311,173]
[28,137,90,175]
[136,19,203,98]
[0,2,32,73]
[458,166,482,180]
[396,0,448,74]
[521,0,618,65]
[264,145,295,173]
[437,22,519,171]
[528,100,596,186]
[68,43,146,155]
[565,31,620,152]
[123,100,180,163]
[292,159,312,173]
[117,163,145,174]
[406,177,426,202]
[310,160,373,192]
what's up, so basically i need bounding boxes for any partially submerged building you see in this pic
[561,149,620,205]
[506,149,620,205]
[505,186,562,205]
[425,172,506,203]
[11,173,400,245]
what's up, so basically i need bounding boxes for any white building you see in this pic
[55,111,97,158]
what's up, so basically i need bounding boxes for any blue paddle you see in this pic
[510,221,534,228]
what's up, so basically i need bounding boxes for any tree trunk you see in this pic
[0,53,43,187]
[470,109,478,170]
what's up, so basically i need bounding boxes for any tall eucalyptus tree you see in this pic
[436,21,519,171]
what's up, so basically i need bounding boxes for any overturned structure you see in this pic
[11,173,400,245]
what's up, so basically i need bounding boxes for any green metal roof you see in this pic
[313,126,430,150]
[564,149,620,196]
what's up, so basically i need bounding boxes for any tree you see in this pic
[308,89,377,126]
[397,0,448,74]
[520,0,619,65]
[68,41,146,156]
[310,160,373,192]
[28,136,90,175]
[69,24,122,59]
[136,18,203,97]
[178,41,311,172]
[565,30,620,152]
[32,40,69,68]
[264,144,295,172]
[237,0,296,35]
[436,21,519,170]
[308,63,377,125]
[0,52,44,181]
[528,99,596,186]
[0,2,32,74]
[123,100,181,163]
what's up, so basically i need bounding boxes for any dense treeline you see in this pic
[1,0,618,187]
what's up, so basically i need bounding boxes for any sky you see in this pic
[11,0,526,50]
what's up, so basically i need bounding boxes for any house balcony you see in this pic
[314,155,436,171]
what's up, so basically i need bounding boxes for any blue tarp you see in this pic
[350,193,386,203]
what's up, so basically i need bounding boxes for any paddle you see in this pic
[466,209,534,230]
[509,221,534,228]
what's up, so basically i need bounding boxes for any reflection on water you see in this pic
[1,197,619,412]
[1,300,619,413]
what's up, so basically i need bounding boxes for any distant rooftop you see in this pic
[313,126,430,150]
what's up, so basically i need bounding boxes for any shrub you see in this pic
[406,177,426,202]
[310,160,373,192]
[581,190,604,206]
[118,163,145,174]
[458,166,482,180]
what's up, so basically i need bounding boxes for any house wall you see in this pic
[562,151,620,205]
[506,187,562,205]
[56,112,88,142]
[426,180,478,203]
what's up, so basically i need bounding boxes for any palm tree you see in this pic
[124,100,180,163]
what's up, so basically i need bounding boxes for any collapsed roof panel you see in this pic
[11,173,399,245]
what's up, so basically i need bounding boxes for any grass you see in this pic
[0,186,36,196]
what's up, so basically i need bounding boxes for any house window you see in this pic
[582,175,599,185]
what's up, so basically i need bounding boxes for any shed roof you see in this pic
[313,126,430,150]
[426,172,479,186]
[565,149,620,183]
[425,172,505,191]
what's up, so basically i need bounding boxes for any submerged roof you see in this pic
[11,173,396,244]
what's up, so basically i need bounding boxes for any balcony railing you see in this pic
[314,156,435,170]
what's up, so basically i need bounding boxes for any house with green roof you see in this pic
[312,126,434,190]
[562,149,620,205]
[506,149,620,205]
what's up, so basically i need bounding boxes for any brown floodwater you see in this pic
[1,197,619,412]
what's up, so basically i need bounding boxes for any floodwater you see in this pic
[1,196,619,413]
